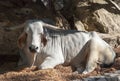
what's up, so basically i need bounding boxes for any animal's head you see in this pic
[17,20,60,53]
[99,47,116,68]
[18,21,47,53]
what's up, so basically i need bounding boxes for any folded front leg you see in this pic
[82,61,97,74]
[39,56,64,69]
[82,39,99,74]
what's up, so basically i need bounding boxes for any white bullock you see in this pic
[6,20,116,74]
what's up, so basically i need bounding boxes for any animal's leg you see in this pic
[71,40,92,73]
[82,39,99,74]
[39,56,64,69]
[82,51,98,74]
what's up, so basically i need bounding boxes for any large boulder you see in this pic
[98,33,120,48]
[93,9,120,34]
[74,0,120,33]
[0,29,22,55]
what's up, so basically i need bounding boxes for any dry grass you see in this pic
[0,56,119,81]
[0,47,119,81]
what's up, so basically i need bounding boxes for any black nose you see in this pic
[29,45,38,53]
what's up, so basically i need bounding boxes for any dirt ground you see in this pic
[0,48,120,81]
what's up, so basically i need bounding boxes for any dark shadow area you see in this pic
[0,55,20,74]
[89,3,120,14]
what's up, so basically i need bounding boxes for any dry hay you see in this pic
[0,56,119,81]
[0,47,119,81]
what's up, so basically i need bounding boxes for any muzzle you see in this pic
[29,45,38,53]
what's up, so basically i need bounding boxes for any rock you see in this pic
[83,73,120,81]
[83,78,95,81]
[114,70,120,74]
[0,28,23,55]
[117,76,120,80]
[74,0,120,33]
[98,33,120,48]
[0,1,14,7]
[89,0,108,4]
[54,0,64,10]
[93,9,120,34]
[14,8,33,15]
[97,78,106,81]
[74,20,85,31]
[114,46,120,57]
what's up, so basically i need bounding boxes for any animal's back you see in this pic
[45,29,94,63]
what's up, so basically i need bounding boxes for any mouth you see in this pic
[29,49,37,53]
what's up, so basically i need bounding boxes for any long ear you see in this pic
[41,34,47,47]
[17,32,27,49]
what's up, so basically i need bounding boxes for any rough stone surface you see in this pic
[0,29,22,55]
[98,33,120,48]
[72,74,120,81]
[81,70,120,81]
[74,20,85,31]
[93,9,120,34]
